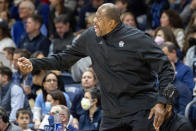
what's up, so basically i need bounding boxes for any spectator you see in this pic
[0,106,22,131]
[47,105,76,131]
[120,12,137,28]
[160,9,185,50]
[71,70,98,129]
[183,26,196,56]
[153,26,183,60]
[48,15,74,55]
[12,49,32,96]
[0,21,15,52]
[154,26,179,46]
[115,0,129,13]
[48,0,75,39]
[16,108,32,131]
[3,47,15,65]
[85,13,96,28]
[18,14,50,56]
[0,11,15,30]
[79,87,101,130]
[3,47,15,71]
[33,72,71,130]
[180,0,196,27]
[161,41,194,92]
[30,51,47,101]
[38,89,69,130]
[77,0,104,30]
[147,0,169,29]
[11,0,47,46]
[0,66,26,122]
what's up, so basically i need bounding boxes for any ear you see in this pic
[110,19,116,28]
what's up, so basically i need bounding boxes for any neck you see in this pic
[28,30,40,40]
[89,105,98,118]
[173,57,178,63]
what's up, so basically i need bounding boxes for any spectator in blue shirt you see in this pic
[18,14,50,56]
[33,72,71,130]
[161,41,195,92]
[71,69,98,129]
[11,0,47,46]
[0,66,26,122]
[79,87,101,130]
[12,49,33,97]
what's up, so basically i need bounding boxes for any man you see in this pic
[39,105,76,130]
[77,0,104,30]
[0,66,25,122]
[11,0,47,46]
[0,107,22,131]
[49,14,74,55]
[161,41,194,92]
[18,14,50,56]
[18,3,175,131]
[12,49,32,97]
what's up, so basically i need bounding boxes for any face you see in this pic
[46,94,58,107]
[26,18,38,34]
[84,92,96,107]
[156,30,165,40]
[43,73,58,92]
[16,114,30,129]
[19,2,33,19]
[93,8,115,36]
[13,53,21,70]
[81,71,96,89]
[123,14,136,27]
[55,22,70,38]
[160,13,170,27]
[0,11,8,22]
[50,106,67,123]
[162,47,176,63]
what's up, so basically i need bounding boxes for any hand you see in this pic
[72,118,79,129]
[17,57,33,73]
[148,103,166,131]
[34,120,41,130]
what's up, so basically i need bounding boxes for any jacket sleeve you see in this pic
[138,34,176,105]
[30,29,89,71]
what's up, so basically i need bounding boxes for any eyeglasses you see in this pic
[45,79,57,83]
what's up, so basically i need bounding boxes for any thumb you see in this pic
[148,109,154,119]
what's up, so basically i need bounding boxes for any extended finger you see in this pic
[153,112,159,128]
[148,109,154,119]
[155,115,164,129]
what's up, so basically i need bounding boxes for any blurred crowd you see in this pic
[0,0,195,130]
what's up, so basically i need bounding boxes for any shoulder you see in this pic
[8,124,22,131]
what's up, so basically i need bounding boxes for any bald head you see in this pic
[98,3,121,23]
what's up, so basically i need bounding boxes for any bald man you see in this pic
[18,3,176,131]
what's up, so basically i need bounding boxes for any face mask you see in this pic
[81,98,91,110]
[45,102,51,112]
[154,36,164,45]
